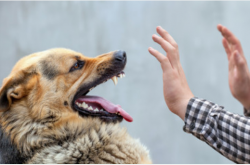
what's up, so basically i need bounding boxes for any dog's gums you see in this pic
[73,71,133,122]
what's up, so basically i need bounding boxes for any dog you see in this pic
[0,48,151,163]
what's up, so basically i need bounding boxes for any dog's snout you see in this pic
[114,50,126,62]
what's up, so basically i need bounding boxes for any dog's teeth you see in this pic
[77,102,81,107]
[89,106,93,110]
[123,73,125,77]
[111,76,118,85]
[81,102,85,107]
[100,109,104,111]
[83,102,88,109]
[94,108,99,112]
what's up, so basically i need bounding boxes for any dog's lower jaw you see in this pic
[26,118,151,164]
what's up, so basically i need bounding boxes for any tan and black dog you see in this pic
[0,48,151,163]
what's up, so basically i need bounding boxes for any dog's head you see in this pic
[0,48,132,127]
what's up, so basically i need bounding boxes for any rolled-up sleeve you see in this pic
[183,97,250,164]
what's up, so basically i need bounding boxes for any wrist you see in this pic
[177,97,193,121]
[240,92,250,110]
[242,101,250,110]
[168,95,193,121]
[242,73,250,109]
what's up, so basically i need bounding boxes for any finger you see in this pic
[148,47,172,69]
[148,47,165,62]
[217,24,223,33]
[218,25,245,59]
[152,34,179,68]
[152,34,175,54]
[156,26,178,48]
[221,26,239,45]
[222,38,232,60]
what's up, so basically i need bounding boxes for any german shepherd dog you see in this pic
[0,48,151,163]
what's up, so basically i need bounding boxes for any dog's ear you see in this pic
[0,77,15,111]
[0,71,37,111]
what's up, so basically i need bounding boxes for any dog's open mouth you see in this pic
[72,71,133,123]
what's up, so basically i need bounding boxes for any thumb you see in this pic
[233,50,248,77]
[234,50,246,70]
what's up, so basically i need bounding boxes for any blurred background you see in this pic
[1,1,250,163]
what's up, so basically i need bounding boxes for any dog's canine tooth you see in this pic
[111,76,118,85]
[94,108,99,112]
[89,106,93,110]
[122,73,125,77]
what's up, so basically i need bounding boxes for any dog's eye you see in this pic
[70,61,84,72]
[74,63,79,69]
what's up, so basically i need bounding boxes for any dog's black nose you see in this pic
[114,50,126,62]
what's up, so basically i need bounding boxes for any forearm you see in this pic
[184,97,250,164]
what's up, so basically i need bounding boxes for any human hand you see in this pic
[217,24,250,109]
[148,26,194,120]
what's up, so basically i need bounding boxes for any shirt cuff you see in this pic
[244,107,250,117]
[183,97,219,138]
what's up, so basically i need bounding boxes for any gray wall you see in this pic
[1,1,250,163]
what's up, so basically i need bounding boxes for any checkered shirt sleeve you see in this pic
[183,97,250,164]
[244,107,250,117]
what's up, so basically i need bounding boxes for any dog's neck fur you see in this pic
[0,105,151,164]
[0,125,27,163]
[27,120,151,164]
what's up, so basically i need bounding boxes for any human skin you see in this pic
[148,26,193,121]
[217,24,250,110]
[148,25,250,121]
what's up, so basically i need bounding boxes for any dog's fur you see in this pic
[0,48,151,164]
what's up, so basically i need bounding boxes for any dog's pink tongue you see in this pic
[77,96,133,122]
